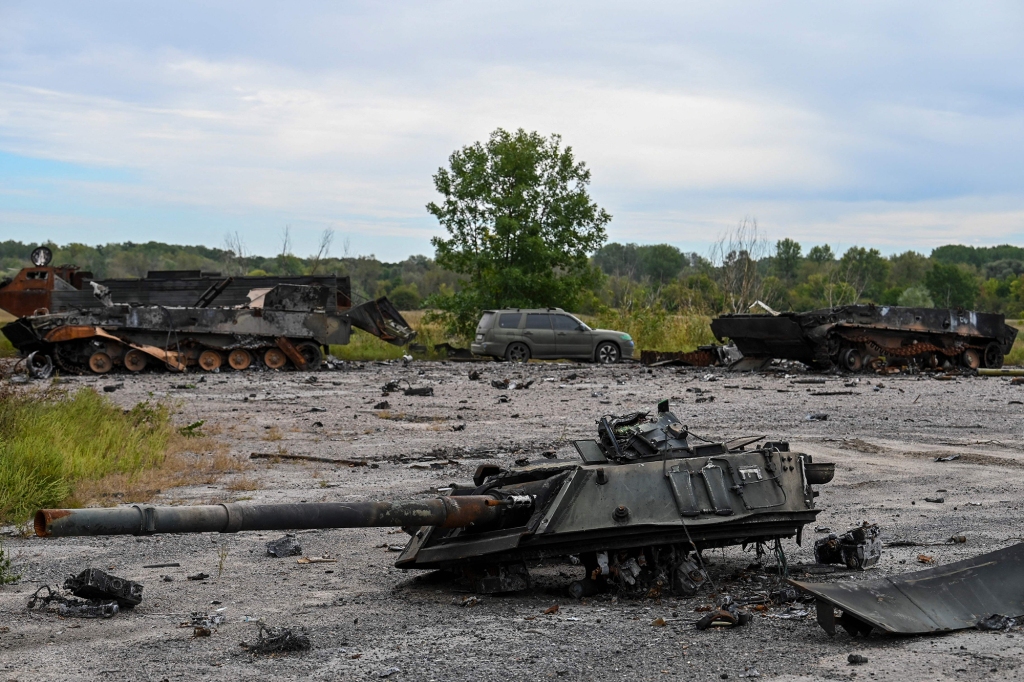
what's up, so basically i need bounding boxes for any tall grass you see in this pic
[0,387,182,523]
[584,311,716,352]
[331,310,452,361]
[1006,320,1023,366]
[0,310,15,358]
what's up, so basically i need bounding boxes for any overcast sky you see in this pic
[1,2,1022,260]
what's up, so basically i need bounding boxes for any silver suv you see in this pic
[471,308,634,363]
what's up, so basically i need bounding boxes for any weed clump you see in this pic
[0,386,179,524]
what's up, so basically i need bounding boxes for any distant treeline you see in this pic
[2,237,1023,316]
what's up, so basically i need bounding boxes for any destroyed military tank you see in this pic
[711,305,1018,372]
[1,283,414,374]
[35,401,834,596]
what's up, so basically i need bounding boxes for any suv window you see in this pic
[498,313,522,329]
[525,313,551,329]
[477,312,495,331]
[551,314,579,331]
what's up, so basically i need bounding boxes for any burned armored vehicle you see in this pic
[2,283,414,374]
[36,402,834,596]
[711,305,1018,372]
[0,244,357,317]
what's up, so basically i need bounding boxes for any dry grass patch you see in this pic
[225,475,261,492]
[262,426,283,441]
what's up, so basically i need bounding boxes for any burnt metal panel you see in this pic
[790,543,1024,635]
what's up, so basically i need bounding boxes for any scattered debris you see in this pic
[917,554,935,564]
[65,568,143,607]
[452,423,466,431]
[187,572,210,581]
[695,600,750,630]
[651,616,667,626]
[241,622,311,655]
[977,614,1017,631]
[468,370,481,380]
[935,454,961,462]
[924,496,945,503]
[792,543,1024,636]
[806,413,829,421]
[382,379,433,396]
[543,604,560,615]
[814,523,881,570]
[491,378,535,390]
[250,452,369,466]
[847,654,869,665]
[453,596,480,607]
[143,563,180,569]
[266,534,303,558]
[379,667,401,678]
[102,383,124,393]
[374,400,391,410]
[296,556,337,564]
[27,585,119,619]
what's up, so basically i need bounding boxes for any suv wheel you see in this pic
[596,342,620,364]
[506,342,530,363]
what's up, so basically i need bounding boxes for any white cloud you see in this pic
[0,2,1023,257]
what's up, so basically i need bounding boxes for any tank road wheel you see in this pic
[960,348,981,370]
[295,342,323,370]
[263,348,287,369]
[228,349,252,371]
[840,348,863,372]
[123,349,148,373]
[595,341,620,364]
[88,352,113,374]
[505,342,530,363]
[199,350,223,372]
[984,342,1005,369]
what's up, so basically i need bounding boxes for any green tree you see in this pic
[637,244,684,284]
[807,244,834,264]
[838,246,890,301]
[898,285,934,308]
[426,128,610,337]
[773,238,802,281]
[925,263,978,308]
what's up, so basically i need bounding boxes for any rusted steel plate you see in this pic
[790,543,1024,635]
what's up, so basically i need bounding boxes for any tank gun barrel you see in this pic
[35,495,529,538]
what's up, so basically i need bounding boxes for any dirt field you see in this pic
[3,360,1024,681]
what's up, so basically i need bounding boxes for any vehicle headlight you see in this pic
[620,334,632,341]
[475,334,484,341]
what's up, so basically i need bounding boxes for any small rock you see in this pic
[266,534,303,558]
[848,654,868,665]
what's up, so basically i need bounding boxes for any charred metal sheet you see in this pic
[711,305,1018,371]
[790,543,1024,636]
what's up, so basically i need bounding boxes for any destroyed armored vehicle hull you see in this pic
[36,402,833,596]
[711,305,1018,371]
[2,283,414,374]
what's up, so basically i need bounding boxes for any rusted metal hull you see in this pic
[791,543,1024,635]
[711,305,1018,371]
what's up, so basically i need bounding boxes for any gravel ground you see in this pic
[2,360,1024,681]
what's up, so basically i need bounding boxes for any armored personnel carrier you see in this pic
[2,283,414,374]
[711,305,1018,371]
[35,401,834,596]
